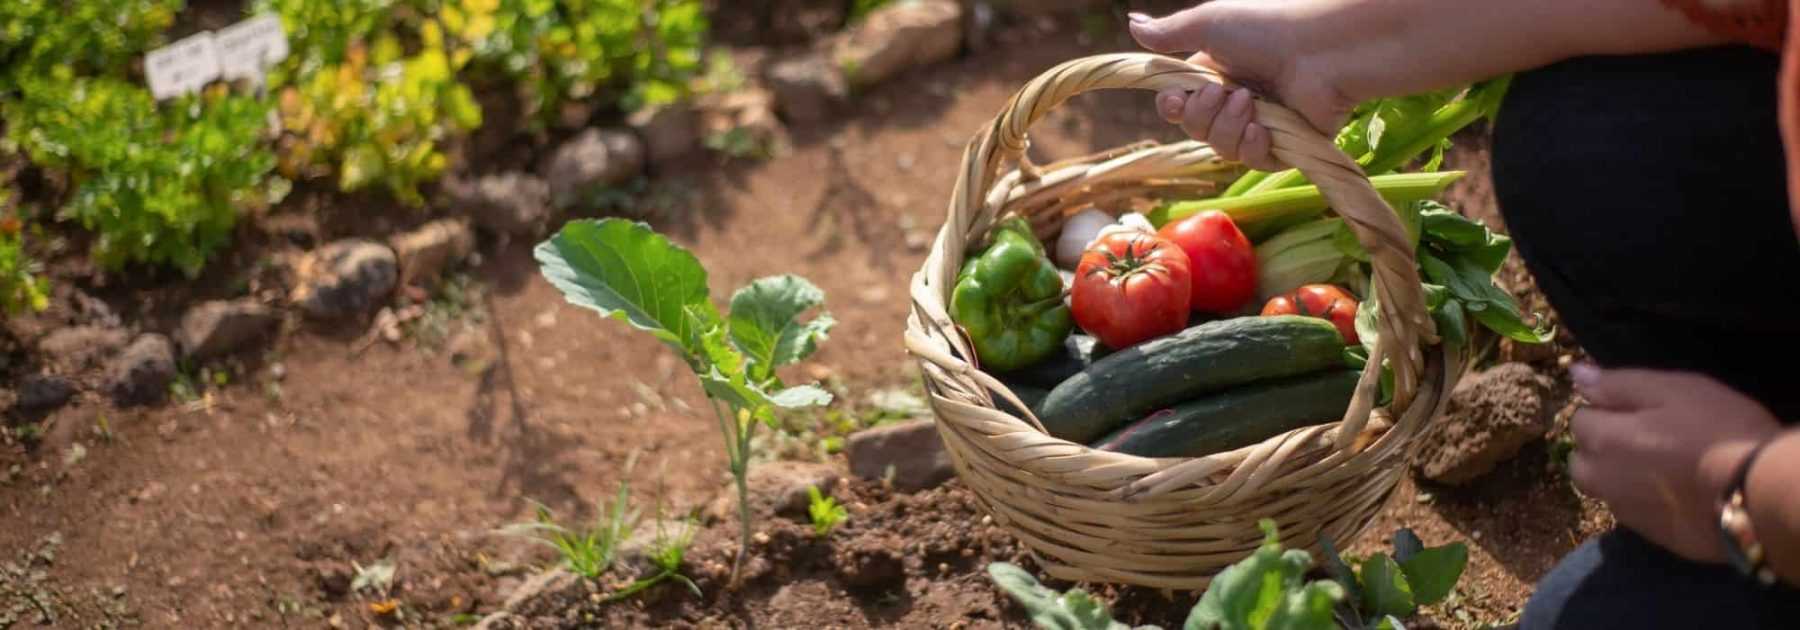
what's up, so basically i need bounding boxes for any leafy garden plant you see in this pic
[535,217,835,583]
[0,190,48,314]
[807,485,847,537]
[990,520,1469,630]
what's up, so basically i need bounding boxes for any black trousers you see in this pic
[1492,46,1800,628]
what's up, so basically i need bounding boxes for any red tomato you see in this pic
[1156,210,1257,314]
[1262,284,1360,344]
[1072,231,1192,349]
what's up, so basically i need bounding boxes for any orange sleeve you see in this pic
[1660,0,1786,51]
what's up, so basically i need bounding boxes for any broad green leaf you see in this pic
[1399,544,1468,606]
[1391,529,1425,564]
[987,563,1142,630]
[699,325,832,414]
[1186,520,1321,630]
[535,218,719,356]
[728,275,835,382]
[1422,253,1551,344]
[1433,300,1468,351]
[1359,553,1415,619]
[768,384,832,408]
[1419,208,1489,250]
[1263,581,1345,630]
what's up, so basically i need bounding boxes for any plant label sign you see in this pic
[216,15,289,82]
[144,31,221,100]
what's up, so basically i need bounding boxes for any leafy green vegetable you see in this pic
[535,218,835,585]
[1358,554,1414,619]
[1185,520,1344,630]
[988,563,1146,630]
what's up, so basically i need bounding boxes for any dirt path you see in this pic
[1,22,1601,630]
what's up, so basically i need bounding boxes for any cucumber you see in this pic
[997,384,1051,419]
[994,334,1104,389]
[1036,316,1347,443]
[1091,369,1361,457]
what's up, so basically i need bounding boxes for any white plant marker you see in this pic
[144,31,221,100]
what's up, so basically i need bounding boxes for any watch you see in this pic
[1718,439,1779,587]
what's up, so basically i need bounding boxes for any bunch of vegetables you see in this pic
[950,77,1549,459]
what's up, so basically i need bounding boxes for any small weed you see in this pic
[807,485,847,537]
[407,273,486,351]
[704,127,775,161]
[694,52,747,95]
[602,517,701,602]
[500,478,638,579]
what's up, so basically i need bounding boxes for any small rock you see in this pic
[846,418,954,491]
[69,289,121,328]
[832,0,963,89]
[628,102,700,165]
[502,568,583,612]
[543,128,645,209]
[106,334,177,406]
[38,326,130,372]
[708,461,840,521]
[390,218,475,290]
[700,87,786,151]
[175,300,281,361]
[315,566,353,600]
[767,53,848,123]
[15,374,76,412]
[442,173,552,238]
[289,239,398,319]
[1414,363,1560,485]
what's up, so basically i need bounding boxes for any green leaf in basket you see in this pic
[1185,519,1344,630]
[987,562,1151,630]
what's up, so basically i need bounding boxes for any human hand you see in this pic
[1128,2,1357,170]
[1569,363,1783,563]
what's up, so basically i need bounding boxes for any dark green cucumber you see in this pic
[1036,315,1347,443]
[1090,369,1360,457]
[994,334,1103,389]
[997,384,1051,419]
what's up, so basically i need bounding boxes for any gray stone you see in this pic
[1415,363,1560,485]
[15,374,76,412]
[543,128,644,209]
[767,53,848,123]
[175,300,281,361]
[442,173,551,238]
[628,102,700,165]
[289,240,398,319]
[38,326,130,372]
[106,334,176,406]
[846,418,954,491]
[390,218,475,290]
[832,0,963,88]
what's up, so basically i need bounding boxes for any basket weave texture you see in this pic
[902,53,1466,590]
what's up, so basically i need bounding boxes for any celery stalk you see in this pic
[1150,171,1465,240]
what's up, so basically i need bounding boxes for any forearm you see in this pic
[1292,0,1733,101]
[1746,429,1800,585]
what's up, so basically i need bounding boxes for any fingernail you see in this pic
[1570,362,1600,390]
[1128,12,1152,24]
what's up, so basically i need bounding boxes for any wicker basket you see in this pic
[902,53,1466,590]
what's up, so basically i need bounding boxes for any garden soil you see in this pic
[0,16,1607,630]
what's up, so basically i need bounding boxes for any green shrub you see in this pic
[5,76,276,275]
[260,0,483,204]
[0,189,48,314]
[461,0,707,123]
[0,0,182,82]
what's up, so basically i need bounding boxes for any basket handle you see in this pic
[938,52,1435,412]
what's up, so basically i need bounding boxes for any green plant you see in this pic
[849,0,892,22]
[601,517,701,602]
[5,77,278,275]
[501,477,638,579]
[465,0,707,123]
[260,0,482,204]
[989,521,1469,630]
[0,0,182,83]
[807,485,847,536]
[0,191,48,314]
[535,218,835,584]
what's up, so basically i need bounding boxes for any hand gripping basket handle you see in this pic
[935,53,1435,421]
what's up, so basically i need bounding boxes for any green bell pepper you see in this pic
[951,217,1074,372]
